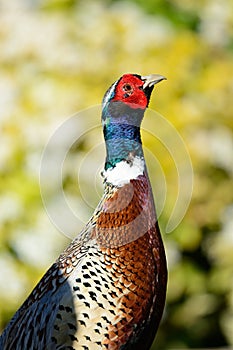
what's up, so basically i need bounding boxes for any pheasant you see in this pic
[0,73,167,350]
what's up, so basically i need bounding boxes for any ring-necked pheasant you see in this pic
[0,73,167,350]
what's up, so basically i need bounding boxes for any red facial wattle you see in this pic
[112,74,148,109]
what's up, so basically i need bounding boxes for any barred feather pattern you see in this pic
[0,171,167,350]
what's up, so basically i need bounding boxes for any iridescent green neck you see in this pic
[102,102,145,170]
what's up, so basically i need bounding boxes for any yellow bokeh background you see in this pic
[0,0,233,348]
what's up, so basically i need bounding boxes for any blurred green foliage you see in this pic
[0,0,233,348]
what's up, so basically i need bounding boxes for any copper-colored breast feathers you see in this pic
[95,175,156,248]
[92,174,167,348]
[100,234,158,348]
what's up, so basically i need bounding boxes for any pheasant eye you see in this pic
[122,83,133,96]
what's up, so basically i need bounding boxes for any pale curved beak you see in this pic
[141,74,167,89]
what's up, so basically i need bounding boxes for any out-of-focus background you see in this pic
[0,0,233,349]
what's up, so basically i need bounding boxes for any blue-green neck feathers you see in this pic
[102,101,145,170]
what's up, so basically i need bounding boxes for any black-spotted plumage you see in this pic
[0,73,167,350]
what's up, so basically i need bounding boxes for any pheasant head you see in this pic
[101,73,166,184]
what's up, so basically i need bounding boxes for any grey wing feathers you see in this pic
[0,263,63,349]
[0,239,88,350]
